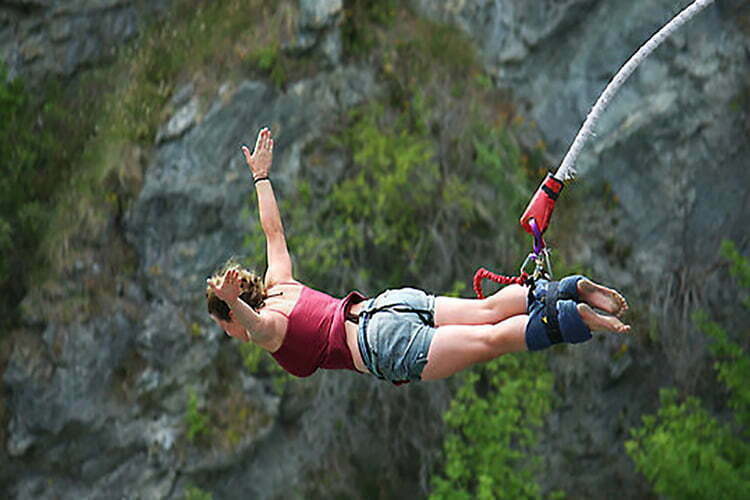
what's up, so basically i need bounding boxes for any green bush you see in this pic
[185,388,209,441]
[0,65,35,286]
[625,240,750,499]
[626,389,750,499]
[0,65,73,329]
[431,354,554,500]
[341,0,398,56]
[184,485,213,500]
[285,99,446,290]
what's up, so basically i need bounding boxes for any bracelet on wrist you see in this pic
[253,176,270,185]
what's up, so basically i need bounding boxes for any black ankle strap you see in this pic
[543,281,563,344]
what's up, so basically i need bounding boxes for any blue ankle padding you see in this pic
[525,306,553,351]
[524,276,592,350]
[525,279,560,351]
[558,275,585,301]
[557,299,592,344]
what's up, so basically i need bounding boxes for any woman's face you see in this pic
[211,313,250,342]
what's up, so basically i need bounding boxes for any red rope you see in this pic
[473,268,529,299]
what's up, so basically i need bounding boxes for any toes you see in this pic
[616,296,629,318]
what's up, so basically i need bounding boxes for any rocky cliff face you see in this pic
[0,0,172,83]
[2,0,749,498]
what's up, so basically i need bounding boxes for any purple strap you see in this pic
[529,219,546,255]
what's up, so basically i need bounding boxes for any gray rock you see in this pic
[0,0,173,83]
[319,27,342,66]
[155,96,199,144]
[126,66,378,306]
[299,0,343,30]
[291,0,344,64]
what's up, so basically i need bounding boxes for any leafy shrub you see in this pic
[0,64,77,329]
[341,0,398,56]
[284,99,443,290]
[185,388,209,441]
[0,65,36,287]
[626,388,750,499]
[431,354,554,500]
[625,241,750,499]
[184,485,213,500]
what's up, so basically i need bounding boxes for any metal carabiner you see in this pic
[540,247,553,279]
[519,252,538,276]
[519,220,554,281]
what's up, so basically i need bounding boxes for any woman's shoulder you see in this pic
[264,280,306,309]
[266,279,304,293]
[261,280,305,326]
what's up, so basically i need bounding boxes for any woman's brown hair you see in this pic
[206,260,266,322]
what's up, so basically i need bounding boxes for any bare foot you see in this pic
[576,278,629,317]
[577,303,631,333]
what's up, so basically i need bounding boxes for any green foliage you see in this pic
[184,485,213,500]
[341,0,398,56]
[0,64,81,329]
[0,66,36,287]
[696,311,750,427]
[626,240,750,499]
[286,99,446,289]
[722,240,750,307]
[472,124,533,228]
[247,43,287,88]
[108,0,296,142]
[238,340,289,393]
[185,388,209,441]
[334,101,436,249]
[431,354,554,500]
[626,389,750,500]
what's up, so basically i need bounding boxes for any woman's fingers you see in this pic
[262,128,274,150]
[254,128,265,154]
[246,127,273,155]
[241,145,252,164]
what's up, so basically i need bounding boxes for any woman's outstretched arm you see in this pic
[242,128,293,286]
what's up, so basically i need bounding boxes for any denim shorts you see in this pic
[356,288,437,383]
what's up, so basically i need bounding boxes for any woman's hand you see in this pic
[208,269,242,306]
[242,127,274,180]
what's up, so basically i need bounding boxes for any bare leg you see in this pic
[577,303,631,333]
[421,303,630,381]
[433,284,528,327]
[577,278,629,317]
[421,315,528,381]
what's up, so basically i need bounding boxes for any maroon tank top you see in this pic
[270,286,366,377]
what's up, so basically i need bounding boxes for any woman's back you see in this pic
[264,284,365,377]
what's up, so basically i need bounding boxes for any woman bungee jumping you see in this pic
[206,128,630,384]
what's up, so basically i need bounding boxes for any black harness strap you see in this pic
[542,281,563,344]
[355,303,434,327]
